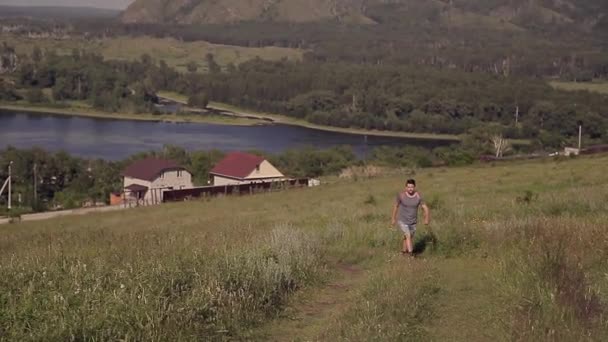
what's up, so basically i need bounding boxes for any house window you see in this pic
[177,170,182,177]
[160,172,164,179]
[256,164,260,172]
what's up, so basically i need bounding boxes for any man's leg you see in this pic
[410,231,416,254]
[405,232,413,254]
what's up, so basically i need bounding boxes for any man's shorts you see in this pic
[397,221,416,237]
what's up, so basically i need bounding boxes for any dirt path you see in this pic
[248,262,368,342]
[248,256,504,342]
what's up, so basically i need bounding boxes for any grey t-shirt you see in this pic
[395,192,424,225]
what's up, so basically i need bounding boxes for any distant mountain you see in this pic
[0,5,121,19]
[0,0,132,10]
[122,0,372,25]
[121,0,608,32]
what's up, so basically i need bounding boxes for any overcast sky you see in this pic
[0,0,133,9]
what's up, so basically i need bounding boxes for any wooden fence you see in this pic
[162,179,310,202]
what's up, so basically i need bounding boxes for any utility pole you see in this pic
[578,124,582,150]
[33,163,37,206]
[515,105,519,126]
[363,134,369,162]
[8,161,12,210]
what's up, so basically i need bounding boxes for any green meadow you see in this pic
[1,155,607,340]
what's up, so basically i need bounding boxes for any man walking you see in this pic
[391,179,430,257]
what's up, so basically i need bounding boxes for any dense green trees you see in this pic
[10,47,170,113]
[0,147,122,212]
[181,59,608,145]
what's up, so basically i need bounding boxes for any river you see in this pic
[0,110,453,160]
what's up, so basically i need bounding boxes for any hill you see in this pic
[0,5,121,19]
[121,0,608,32]
[117,0,608,80]
[1,155,607,340]
[122,0,372,24]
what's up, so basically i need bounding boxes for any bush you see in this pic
[188,93,209,109]
[433,146,475,166]
[25,88,48,103]
[516,190,537,205]
[363,194,377,205]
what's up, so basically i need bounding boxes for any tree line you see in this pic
[1,142,495,214]
[4,46,179,113]
[181,59,608,147]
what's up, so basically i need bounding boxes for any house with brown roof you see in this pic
[122,158,193,204]
[210,152,286,186]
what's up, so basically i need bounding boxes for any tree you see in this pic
[25,88,47,104]
[188,93,209,109]
[186,61,198,73]
[205,53,221,74]
[32,46,43,64]
[490,134,512,158]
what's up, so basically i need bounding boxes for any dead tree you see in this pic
[491,134,512,158]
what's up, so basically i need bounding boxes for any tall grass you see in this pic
[494,217,608,340]
[0,226,323,340]
[1,155,607,340]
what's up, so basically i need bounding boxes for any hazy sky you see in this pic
[0,0,134,9]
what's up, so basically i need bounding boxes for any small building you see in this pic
[122,158,193,205]
[109,192,123,206]
[564,147,581,156]
[210,152,286,186]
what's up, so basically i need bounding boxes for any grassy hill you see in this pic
[3,35,303,73]
[1,155,608,340]
[121,0,608,32]
[550,80,608,95]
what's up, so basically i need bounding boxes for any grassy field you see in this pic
[0,102,266,126]
[550,80,608,95]
[4,35,303,73]
[1,154,607,340]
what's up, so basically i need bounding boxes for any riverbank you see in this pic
[157,91,462,141]
[2,99,530,146]
[158,91,531,145]
[0,102,266,126]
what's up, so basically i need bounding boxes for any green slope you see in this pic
[1,155,608,340]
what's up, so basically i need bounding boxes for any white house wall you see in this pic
[244,160,285,180]
[213,175,241,186]
[124,170,193,204]
[150,170,193,191]
[212,160,285,186]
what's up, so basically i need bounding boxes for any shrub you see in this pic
[516,190,537,205]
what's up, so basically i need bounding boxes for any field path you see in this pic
[250,256,505,342]
[248,262,368,342]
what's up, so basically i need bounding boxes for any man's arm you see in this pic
[391,203,398,226]
[421,203,430,225]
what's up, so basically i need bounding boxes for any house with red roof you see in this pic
[210,152,286,186]
[122,158,193,204]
